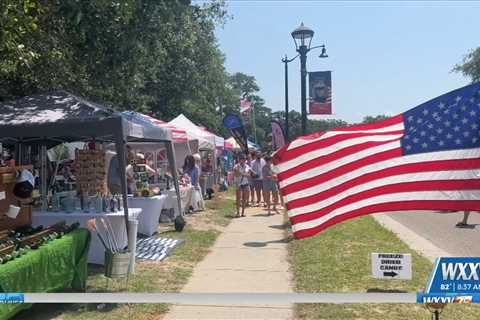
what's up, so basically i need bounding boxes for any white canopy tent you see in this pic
[169,114,224,151]
[170,114,225,190]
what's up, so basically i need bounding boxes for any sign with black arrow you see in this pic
[371,253,412,280]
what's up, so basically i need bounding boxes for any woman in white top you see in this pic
[233,154,251,217]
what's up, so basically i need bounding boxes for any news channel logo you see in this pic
[417,257,480,304]
[0,293,24,304]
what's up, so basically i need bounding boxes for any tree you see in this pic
[271,110,348,141]
[0,0,234,136]
[453,47,480,83]
[361,114,389,124]
[227,72,271,145]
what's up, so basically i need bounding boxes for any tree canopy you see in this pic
[453,47,480,83]
[0,0,235,133]
[0,1,377,147]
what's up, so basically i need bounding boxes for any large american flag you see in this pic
[273,83,480,239]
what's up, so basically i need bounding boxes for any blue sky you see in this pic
[213,1,480,123]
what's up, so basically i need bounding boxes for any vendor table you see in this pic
[127,195,167,236]
[0,228,90,320]
[31,209,142,265]
[164,187,194,216]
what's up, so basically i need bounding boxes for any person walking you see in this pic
[250,151,265,207]
[233,154,251,217]
[247,152,255,206]
[456,210,471,228]
[262,155,279,215]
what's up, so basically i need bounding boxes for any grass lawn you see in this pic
[289,215,480,319]
[14,189,235,320]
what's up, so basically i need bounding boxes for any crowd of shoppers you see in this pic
[233,151,283,217]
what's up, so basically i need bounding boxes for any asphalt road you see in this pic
[386,210,480,257]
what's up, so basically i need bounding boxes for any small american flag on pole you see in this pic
[273,83,480,239]
[240,99,252,114]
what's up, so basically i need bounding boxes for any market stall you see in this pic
[31,208,141,264]
[0,91,183,262]
[137,113,199,169]
[170,114,225,195]
[0,228,90,320]
[120,112,193,231]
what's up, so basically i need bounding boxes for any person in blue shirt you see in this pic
[182,155,200,189]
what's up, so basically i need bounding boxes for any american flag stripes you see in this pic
[139,113,188,142]
[273,83,480,239]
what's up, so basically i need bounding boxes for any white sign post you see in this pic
[371,253,412,280]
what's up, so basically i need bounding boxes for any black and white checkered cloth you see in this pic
[135,237,184,262]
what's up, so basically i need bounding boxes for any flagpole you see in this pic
[251,102,258,145]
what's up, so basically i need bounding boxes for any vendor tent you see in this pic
[0,91,183,240]
[170,114,226,188]
[169,114,224,150]
[138,113,188,143]
[123,111,199,168]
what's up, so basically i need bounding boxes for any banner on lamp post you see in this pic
[309,71,332,114]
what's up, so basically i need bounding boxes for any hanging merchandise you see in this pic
[75,147,107,195]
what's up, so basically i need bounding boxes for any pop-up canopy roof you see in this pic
[129,112,188,143]
[169,114,224,150]
[0,91,172,145]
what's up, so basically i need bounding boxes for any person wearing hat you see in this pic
[312,79,328,104]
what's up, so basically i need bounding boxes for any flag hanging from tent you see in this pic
[273,82,480,239]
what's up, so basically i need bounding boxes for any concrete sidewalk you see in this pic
[163,206,293,320]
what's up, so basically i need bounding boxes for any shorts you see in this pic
[252,179,263,189]
[262,180,278,192]
[237,183,250,190]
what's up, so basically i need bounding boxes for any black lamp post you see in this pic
[291,23,328,135]
[281,54,298,142]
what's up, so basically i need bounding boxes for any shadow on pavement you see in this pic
[252,212,271,217]
[269,223,289,230]
[243,237,293,247]
[367,288,408,293]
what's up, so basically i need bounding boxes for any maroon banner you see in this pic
[309,71,332,114]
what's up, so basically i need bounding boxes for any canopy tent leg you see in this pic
[40,144,48,211]
[114,128,130,241]
[165,142,182,217]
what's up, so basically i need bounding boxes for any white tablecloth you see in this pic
[164,187,195,215]
[31,208,142,265]
[127,195,167,236]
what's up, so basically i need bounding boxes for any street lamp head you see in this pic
[291,22,314,51]
[319,46,328,58]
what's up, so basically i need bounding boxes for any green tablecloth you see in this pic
[0,228,91,320]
